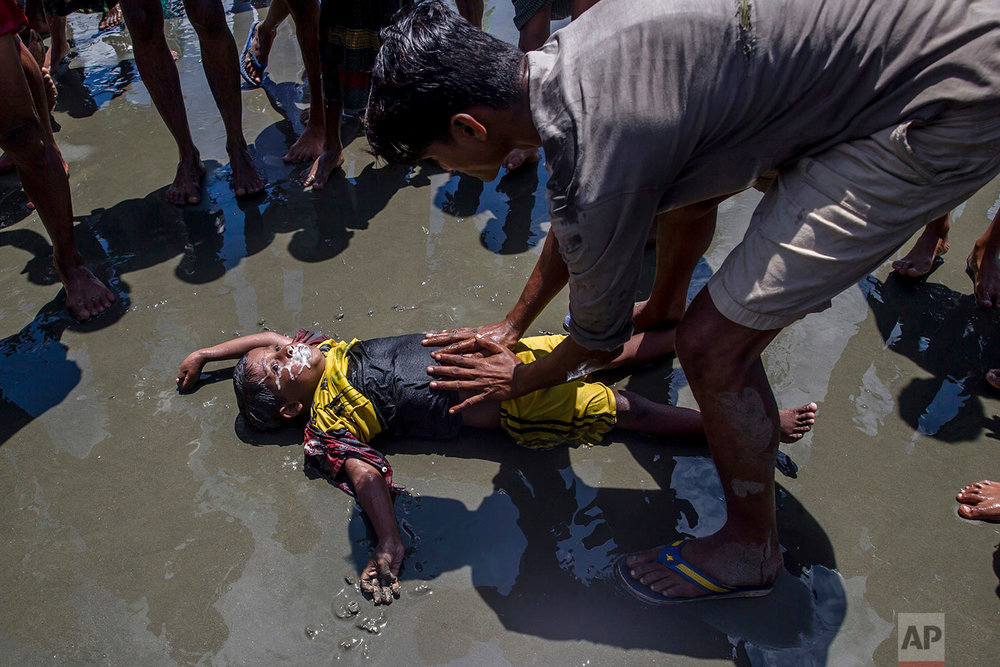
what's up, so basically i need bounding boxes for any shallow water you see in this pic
[2,3,999,665]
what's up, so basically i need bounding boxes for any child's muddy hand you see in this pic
[176,353,205,391]
[360,549,402,605]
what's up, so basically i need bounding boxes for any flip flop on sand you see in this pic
[240,20,267,88]
[616,539,773,605]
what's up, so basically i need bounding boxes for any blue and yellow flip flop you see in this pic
[616,539,773,605]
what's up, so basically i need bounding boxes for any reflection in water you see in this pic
[863,273,1000,440]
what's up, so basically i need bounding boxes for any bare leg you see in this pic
[956,480,1000,522]
[499,7,552,172]
[455,0,483,28]
[120,0,204,204]
[242,0,287,86]
[633,196,729,332]
[623,290,783,599]
[302,100,343,189]
[967,210,1000,307]
[42,13,69,71]
[891,214,949,277]
[0,34,114,321]
[183,0,264,197]
[283,0,325,163]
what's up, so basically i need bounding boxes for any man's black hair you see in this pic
[365,0,524,165]
[233,354,285,431]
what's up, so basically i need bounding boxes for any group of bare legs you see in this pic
[891,210,1000,524]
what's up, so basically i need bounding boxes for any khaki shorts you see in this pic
[499,335,617,449]
[708,105,1000,330]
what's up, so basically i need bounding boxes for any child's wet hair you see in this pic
[364,0,523,164]
[233,353,285,431]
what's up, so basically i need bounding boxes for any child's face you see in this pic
[245,343,326,405]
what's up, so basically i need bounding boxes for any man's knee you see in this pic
[185,0,227,37]
[119,0,164,40]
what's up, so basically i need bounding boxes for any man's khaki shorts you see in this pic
[708,105,1000,331]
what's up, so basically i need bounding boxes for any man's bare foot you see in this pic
[98,4,124,31]
[360,539,403,605]
[623,532,781,601]
[283,121,325,163]
[241,20,274,87]
[303,147,344,189]
[228,145,265,197]
[299,107,310,126]
[60,261,115,321]
[956,480,1000,522]
[967,239,1000,308]
[502,147,540,172]
[892,220,949,277]
[779,402,817,443]
[167,156,205,205]
[41,67,57,110]
[987,369,1000,389]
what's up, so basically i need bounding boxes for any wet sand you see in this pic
[2,3,999,664]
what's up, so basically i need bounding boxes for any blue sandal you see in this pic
[616,539,773,604]
[240,20,267,88]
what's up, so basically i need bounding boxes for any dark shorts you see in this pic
[347,334,462,440]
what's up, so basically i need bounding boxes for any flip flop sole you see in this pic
[240,20,267,88]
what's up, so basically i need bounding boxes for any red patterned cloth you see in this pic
[0,0,27,38]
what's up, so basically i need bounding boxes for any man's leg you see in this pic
[120,0,204,204]
[183,0,264,197]
[302,99,343,189]
[455,0,483,28]
[283,0,325,163]
[0,33,114,320]
[623,290,784,598]
[42,12,68,71]
[633,196,729,332]
[967,209,1000,307]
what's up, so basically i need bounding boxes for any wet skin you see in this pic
[957,480,1000,522]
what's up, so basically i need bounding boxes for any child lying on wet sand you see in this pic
[177,328,817,604]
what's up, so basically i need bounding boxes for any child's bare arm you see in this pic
[176,332,293,390]
[343,458,404,605]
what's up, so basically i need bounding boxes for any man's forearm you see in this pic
[506,229,569,335]
[514,334,621,395]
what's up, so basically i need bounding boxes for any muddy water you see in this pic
[2,3,999,665]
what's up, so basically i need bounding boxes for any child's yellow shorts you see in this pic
[499,335,617,449]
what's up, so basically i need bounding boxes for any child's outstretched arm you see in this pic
[343,458,404,605]
[176,332,292,390]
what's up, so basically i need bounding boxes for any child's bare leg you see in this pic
[967,210,1000,307]
[892,214,949,278]
[344,458,403,605]
[615,390,817,443]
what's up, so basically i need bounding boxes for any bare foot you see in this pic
[502,147,540,172]
[987,369,1000,390]
[167,156,205,205]
[303,147,344,190]
[360,539,403,605]
[622,532,781,601]
[779,402,817,443]
[956,480,1000,522]
[41,67,57,111]
[98,4,124,31]
[283,122,325,163]
[26,30,46,69]
[967,239,1000,308]
[228,146,265,197]
[299,107,311,126]
[892,219,949,277]
[60,261,115,321]
[242,21,274,87]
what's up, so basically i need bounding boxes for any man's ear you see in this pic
[279,401,303,419]
[450,113,488,142]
